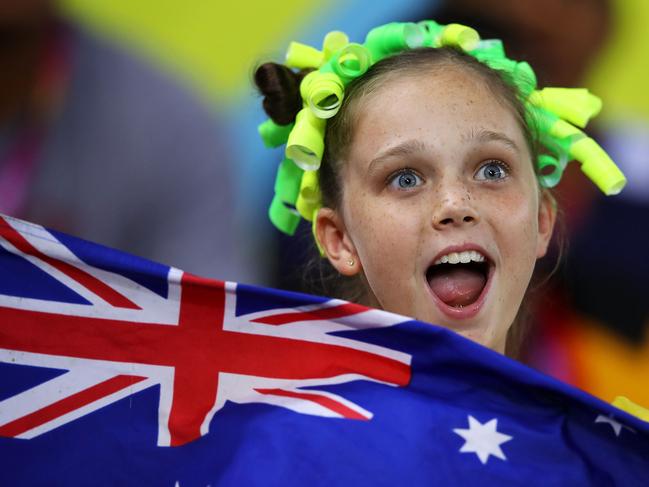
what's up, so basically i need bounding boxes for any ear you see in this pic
[315,207,361,276]
[536,189,557,258]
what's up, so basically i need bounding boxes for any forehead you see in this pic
[348,66,526,159]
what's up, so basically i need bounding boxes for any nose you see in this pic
[431,185,480,231]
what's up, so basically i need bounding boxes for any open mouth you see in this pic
[425,249,493,315]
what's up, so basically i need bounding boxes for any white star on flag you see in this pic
[595,415,636,437]
[453,415,513,465]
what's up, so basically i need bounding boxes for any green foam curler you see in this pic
[526,105,560,136]
[269,194,301,235]
[440,23,480,51]
[327,43,371,84]
[364,22,426,63]
[537,154,565,188]
[285,107,326,171]
[484,58,536,97]
[274,158,304,204]
[258,119,294,148]
[300,71,345,119]
[418,20,444,47]
[512,61,536,98]
[470,39,506,61]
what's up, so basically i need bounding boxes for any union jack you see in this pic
[0,215,412,447]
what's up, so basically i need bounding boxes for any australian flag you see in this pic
[0,214,647,486]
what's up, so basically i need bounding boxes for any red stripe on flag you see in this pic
[252,302,367,326]
[0,374,146,437]
[0,216,140,309]
[255,387,369,420]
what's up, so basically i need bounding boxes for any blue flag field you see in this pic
[0,214,647,486]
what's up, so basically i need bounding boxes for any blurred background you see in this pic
[1,0,647,407]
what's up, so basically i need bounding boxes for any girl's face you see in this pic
[317,67,555,353]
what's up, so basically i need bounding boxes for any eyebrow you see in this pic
[367,139,429,172]
[463,129,521,153]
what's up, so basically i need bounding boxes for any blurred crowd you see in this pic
[1,0,647,404]
[0,0,244,280]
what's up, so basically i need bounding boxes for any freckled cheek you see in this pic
[491,197,539,264]
[348,197,420,274]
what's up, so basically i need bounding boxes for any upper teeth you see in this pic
[434,250,486,265]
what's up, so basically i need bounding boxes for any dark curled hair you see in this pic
[254,63,310,125]
[255,47,554,358]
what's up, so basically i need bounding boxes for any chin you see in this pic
[423,310,507,353]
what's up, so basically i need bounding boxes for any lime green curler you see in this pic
[300,71,345,119]
[537,154,565,188]
[571,137,627,195]
[526,105,559,136]
[512,61,536,98]
[364,22,426,63]
[269,194,301,235]
[295,170,321,220]
[286,107,326,171]
[326,43,372,84]
[528,88,602,128]
[274,158,304,204]
[470,39,506,61]
[550,118,583,138]
[545,119,626,194]
[483,58,536,97]
[440,23,480,52]
[534,128,572,189]
[285,41,324,69]
[419,20,444,47]
[524,105,625,193]
[286,32,352,70]
[258,119,294,148]
[323,31,349,60]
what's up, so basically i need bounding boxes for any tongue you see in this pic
[428,267,486,307]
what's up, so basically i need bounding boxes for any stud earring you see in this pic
[347,258,355,267]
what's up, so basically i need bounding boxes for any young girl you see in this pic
[254,20,625,357]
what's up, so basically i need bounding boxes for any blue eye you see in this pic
[389,169,423,190]
[476,161,509,181]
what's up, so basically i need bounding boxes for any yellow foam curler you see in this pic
[440,23,480,52]
[613,396,649,422]
[285,41,324,69]
[529,88,602,128]
[300,71,344,119]
[550,119,583,139]
[295,170,321,220]
[285,107,326,171]
[323,31,349,60]
[571,137,627,195]
[548,119,626,195]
